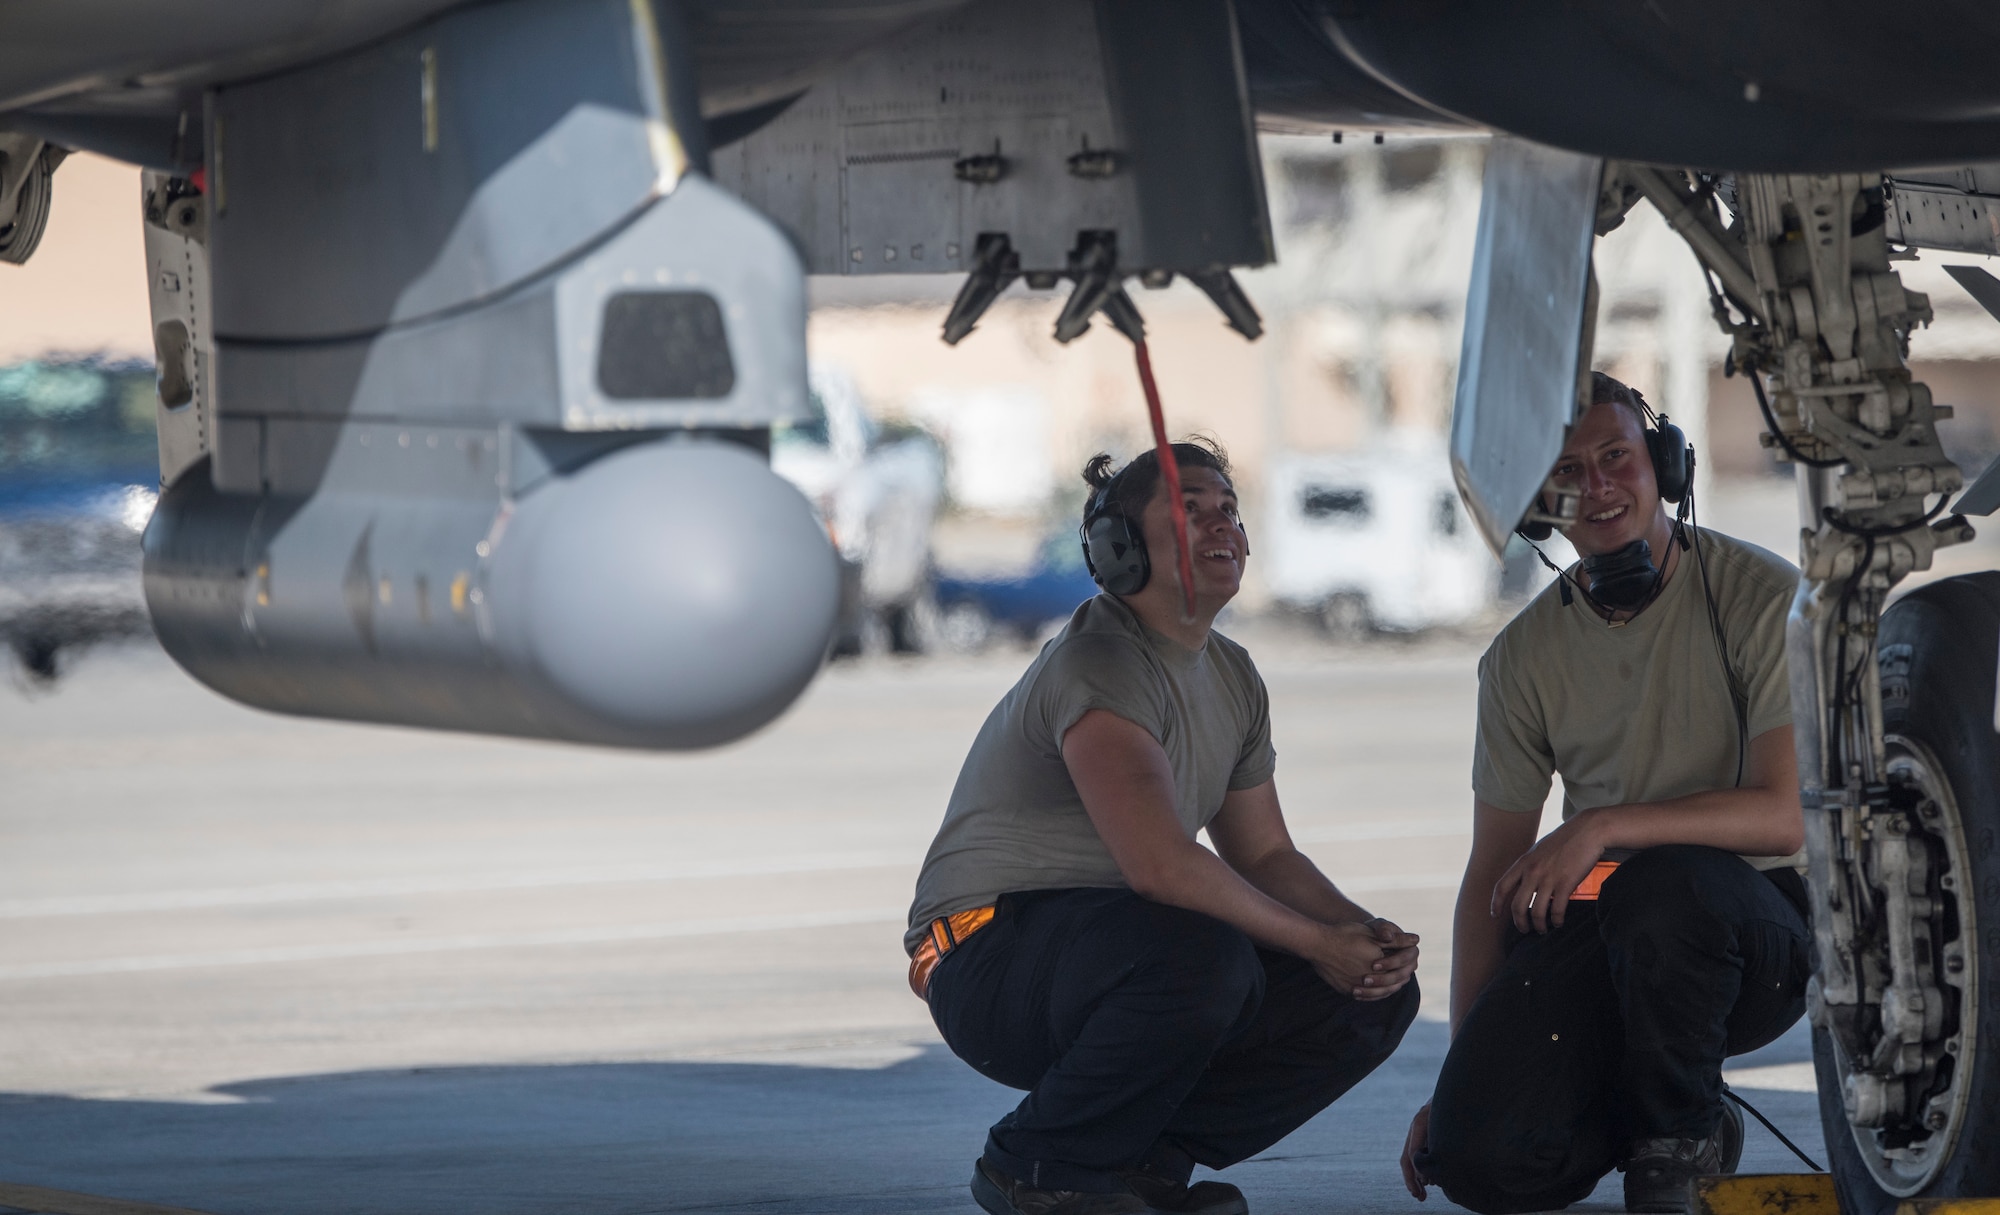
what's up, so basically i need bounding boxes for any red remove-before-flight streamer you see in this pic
[1131,340,1196,622]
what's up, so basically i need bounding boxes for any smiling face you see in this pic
[1129,463,1247,615]
[1552,400,1671,559]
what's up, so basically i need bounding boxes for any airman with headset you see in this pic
[1399,372,1812,1215]
[907,438,1420,1215]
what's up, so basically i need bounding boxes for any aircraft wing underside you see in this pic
[13,10,2000,1214]
[2,0,2000,749]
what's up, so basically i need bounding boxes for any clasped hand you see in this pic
[1489,810,1606,934]
[1310,917,1418,1000]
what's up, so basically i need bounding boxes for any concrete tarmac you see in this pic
[0,629,1825,1214]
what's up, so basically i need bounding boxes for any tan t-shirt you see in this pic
[1473,527,1803,871]
[905,594,1277,954]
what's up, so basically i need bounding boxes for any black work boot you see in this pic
[1620,1098,1745,1214]
[1118,1169,1249,1215]
[971,1159,1148,1215]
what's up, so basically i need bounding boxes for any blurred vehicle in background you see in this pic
[773,364,944,656]
[1264,437,1498,635]
[0,355,159,679]
[933,528,1100,652]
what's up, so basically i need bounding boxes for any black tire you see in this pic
[936,601,993,654]
[828,558,867,659]
[1814,572,2000,1213]
[0,146,55,265]
[11,633,60,682]
[883,601,923,654]
[1319,592,1373,639]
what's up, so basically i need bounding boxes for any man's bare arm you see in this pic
[1492,724,1802,934]
[1206,781,1373,926]
[1451,801,1542,1034]
[1588,724,1803,853]
[1207,780,1420,978]
[1062,709,1415,999]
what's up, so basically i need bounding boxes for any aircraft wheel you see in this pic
[9,632,60,683]
[937,602,993,654]
[1319,592,1373,640]
[1814,572,2000,1213]
[0,145,56,265]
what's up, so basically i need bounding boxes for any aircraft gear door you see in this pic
[1447,136,1602,555]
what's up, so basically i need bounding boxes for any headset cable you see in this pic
[1725,1085,1826,1173]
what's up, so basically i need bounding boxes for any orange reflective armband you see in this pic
[1569,860,1621,902]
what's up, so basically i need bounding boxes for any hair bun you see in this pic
[1081,452,1118,490]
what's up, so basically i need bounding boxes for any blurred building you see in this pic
[12,141,2000,610]
[804,137,1493,605]
[0,153,152,365]
[810,136,2000,604]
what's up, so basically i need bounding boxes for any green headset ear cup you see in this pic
[1646,420,1694,504]
[1081,512,1149,596]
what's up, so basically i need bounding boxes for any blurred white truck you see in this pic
[771,363,944,654]
[1263,436,1499,634]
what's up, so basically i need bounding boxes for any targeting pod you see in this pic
[146,436,838,748]
[138,0,838,748]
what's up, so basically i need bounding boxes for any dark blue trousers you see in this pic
[927,887,1419,1193]
[1415,845,1811,1215]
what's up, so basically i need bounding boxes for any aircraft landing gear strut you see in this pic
[1636,167,1998,1213]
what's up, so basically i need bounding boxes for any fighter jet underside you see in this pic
[6,2,2000,1210]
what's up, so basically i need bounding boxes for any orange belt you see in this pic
[908,905,995,998]
[1568,860,1622,901]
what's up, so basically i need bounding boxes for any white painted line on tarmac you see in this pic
[1292,819,1470,843]
[1334,872,1461,893]
[0,852,917,919]
[1722,1061,1818,1092]
[0,871,1465,982]
[0,907,909,982]
[1,823,1469,920]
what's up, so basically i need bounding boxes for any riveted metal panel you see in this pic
[712,0,1268,278]
[1886,177,2000,257]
